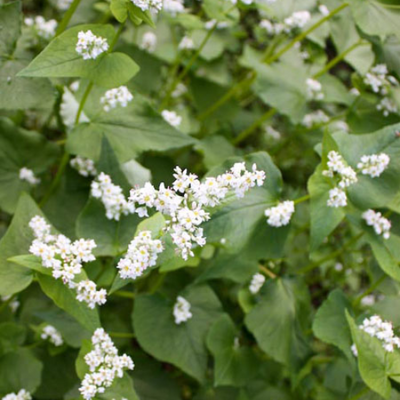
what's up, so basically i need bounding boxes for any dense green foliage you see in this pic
[1,0,400,399]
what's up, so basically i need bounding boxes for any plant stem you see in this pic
[198,3,349,120]
[265,3,350,64]
[352,275,386,308]
[294,194,311,205]
[259,265,277,279]
[298,232,364,274]
[160,24,218,109]
[112,290,135,299]
[56,0,83,36]
[75,81,93,125]
[313,41,365,79]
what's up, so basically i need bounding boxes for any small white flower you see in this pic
[1,295,20,313]
[178,36,195,51]
[25,16,57,40]
[327,187,347,208]
[284,11,311,30]
[265,125,281,140]
[19,167,40,185]
[57,0,73,10]
[351,344,358,357]
[377,97,398,117]
[100,86,133,112]
[363,209,391,240]
[161,110,182,127]
[249,273,265,294]
[70,156,97,177]
[302,110,329,128]
[140,32,157,53]
[357,153,390,178]
[2,389,32,400]
[306,78,324,101]
[318,4,330,16]
[131,0,163,13]
[265,201,295,227]
[173,296,192,324]
[163,0,185,15]
[171,83,188,98]
[76,30,109,60]
[41,325,64,347]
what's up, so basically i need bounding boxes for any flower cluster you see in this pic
[173,296,192,325]
[140,32,157,53]
[302,110,329,128]
[172,83,188,98]
[28,216,106,309]
[100,86,133,112]
[70,156,97,177]
[19,167,40,185]
[76,280,107,309]
[79,328,134,400]
[164,0,185,15]
[128,163,265,260]
[249,273,265,294]
[25,16,57,40]
[179,36,195,51]
[260,10,311,36]
[91,173,135,220]
[363,64,398,116]
[41,325,63,347]
[117,231,163,280]
[362,209,391,240]
[57,0,73,10]
[161,110,182,127]
[323,151,358,208]
[357,315,400,353]
[76,30,109,60]
[264,201,295,227]
[2,390,31,400]
[131,0,163,13]
[357,153,390,178]
[306,78,324,101]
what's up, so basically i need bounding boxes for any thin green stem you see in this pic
[313,41,365,79]
[56,0,83,36]
[112,291,135,299]
[110,22,126,50]
[266,3,350,64]
[259,265,277,279]
[75,81,93,125]
[160,24,218,109]
[352,275,386,308]
[294,194,310,205]
[233,108,277,145]
[298,232,364,274]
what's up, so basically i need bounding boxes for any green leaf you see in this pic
[9,254,52,276]
[0,194,44,296]
[18,24,140,88]
[0,323,26,358]
[110,0,128,22]
[0,117,59,214]
[66,95,196,162]
[202,0,239,22]
[351,0,400,40]
[312,289,353,358]
[207,314,258,387]
[308,133,345,251]
[203,152,289,260]
[0,349,43,395]
[133,284,223,382]
[38,273,101,332]
[245,277,311,369]
[0,1,21,56]
[346,311,397,399]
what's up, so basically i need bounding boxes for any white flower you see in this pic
[1,295,20,313]
[140,32,157,53]
[249,273,265,294]
[363,209,391,240]
[25,16,57,40]
[351,344,358,357]
[265,125,281,140]
[19,167,40,185]
[100,86,133,112]
[357,153,390,178]
[361,294,377,307]
[28,216,103,308]
[327,187,347,208]
[70,156,97,177]
[131,0,163,13]
[265,201,295,227]
[306,78,324,101]
[356,315,400,353]
[161,110,182,127]
[178,36,195,51]
[57,0,73,10]
[79,329,134,400]
[377,97,397,117]
[117,231,163,280]
[2,390,32,400]
[173,296,192,324]
[302,110,329,128]
[318,4,330,16]
[171,83,188,98]
[91,172,135,221]
[76,280,107,309]
[76,30,109,60]
[163,0,185,15]
[284,11,311,31]
[205,20,229,30]
[41,325,63,346]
